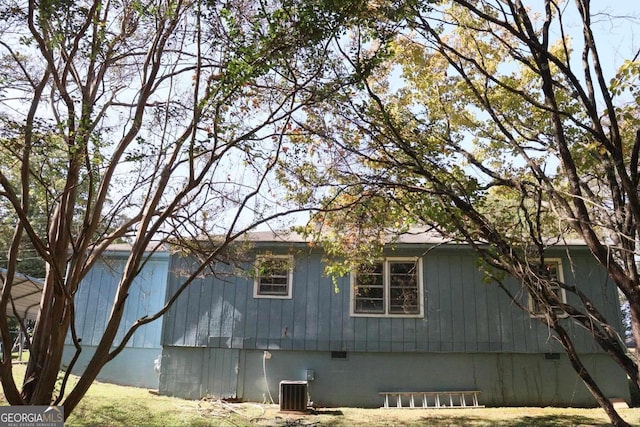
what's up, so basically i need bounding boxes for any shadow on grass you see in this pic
[311,409,344,416]
[514,415,611,427]
[312,413,613,427]
[413,414,611,427]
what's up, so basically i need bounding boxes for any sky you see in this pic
[565,2,639,77]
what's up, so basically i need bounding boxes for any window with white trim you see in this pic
[253,256,293,299]
[528,259,567,317]
[351,258,423,317]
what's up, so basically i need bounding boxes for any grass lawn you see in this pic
[2,364,640,426]
[67,396,640,427]
[71,403,640,427]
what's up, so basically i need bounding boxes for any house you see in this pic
[62,245,168,389]
[61,232,630,406]
[156,232,630,408]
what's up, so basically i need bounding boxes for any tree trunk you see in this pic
[628,292,640,392]
[555,324,630,426]
[61,284,129,418]
[21,271,72,404]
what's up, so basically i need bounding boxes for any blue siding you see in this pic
[63,250,168,389]
[162,245,621,355]
[159,242,629,406]
[160,347,629,407]
[71,252,168,349]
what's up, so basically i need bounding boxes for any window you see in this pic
[528,259,567,317]
[253,256,293,299]
[351,258,423,317]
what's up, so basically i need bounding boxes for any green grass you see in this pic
[2,364,640,426]
[11,350,28,361]
[70,402,640,427]
[70,383,215,426]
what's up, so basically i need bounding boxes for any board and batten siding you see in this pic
[62,251,169,388]
[162,244,620,355]
[70,252,168,347]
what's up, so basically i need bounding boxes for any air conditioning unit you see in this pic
[279,380,308,412]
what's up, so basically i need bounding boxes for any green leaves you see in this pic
[610,60,640,97]
[279,0,640,295]
[1,0,399,412]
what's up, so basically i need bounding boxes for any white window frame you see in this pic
[253,255,294,299]
[350,257,424,318]
[528,258,567,318]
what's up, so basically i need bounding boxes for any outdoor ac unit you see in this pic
[279,380,308,412]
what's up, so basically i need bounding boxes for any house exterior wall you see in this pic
[159,347,627,407]
[162,245,619,353]
[158,242,630,406]
[62,251,168,389]
[159,346,240,399]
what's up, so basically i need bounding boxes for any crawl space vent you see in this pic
[279,380,307,412]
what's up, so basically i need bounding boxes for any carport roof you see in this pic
[0,269,43,321]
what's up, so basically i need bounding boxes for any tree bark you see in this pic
[628,292,640,391]
[555,323,629,426]
[21,272,73,404]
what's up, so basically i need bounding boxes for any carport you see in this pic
[0,268,43,359]
[0,268,43,321]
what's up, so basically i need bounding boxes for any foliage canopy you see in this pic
[279,1,640,425]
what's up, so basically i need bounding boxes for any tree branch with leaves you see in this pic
[280,1,640,425]
[0,0,385,417]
